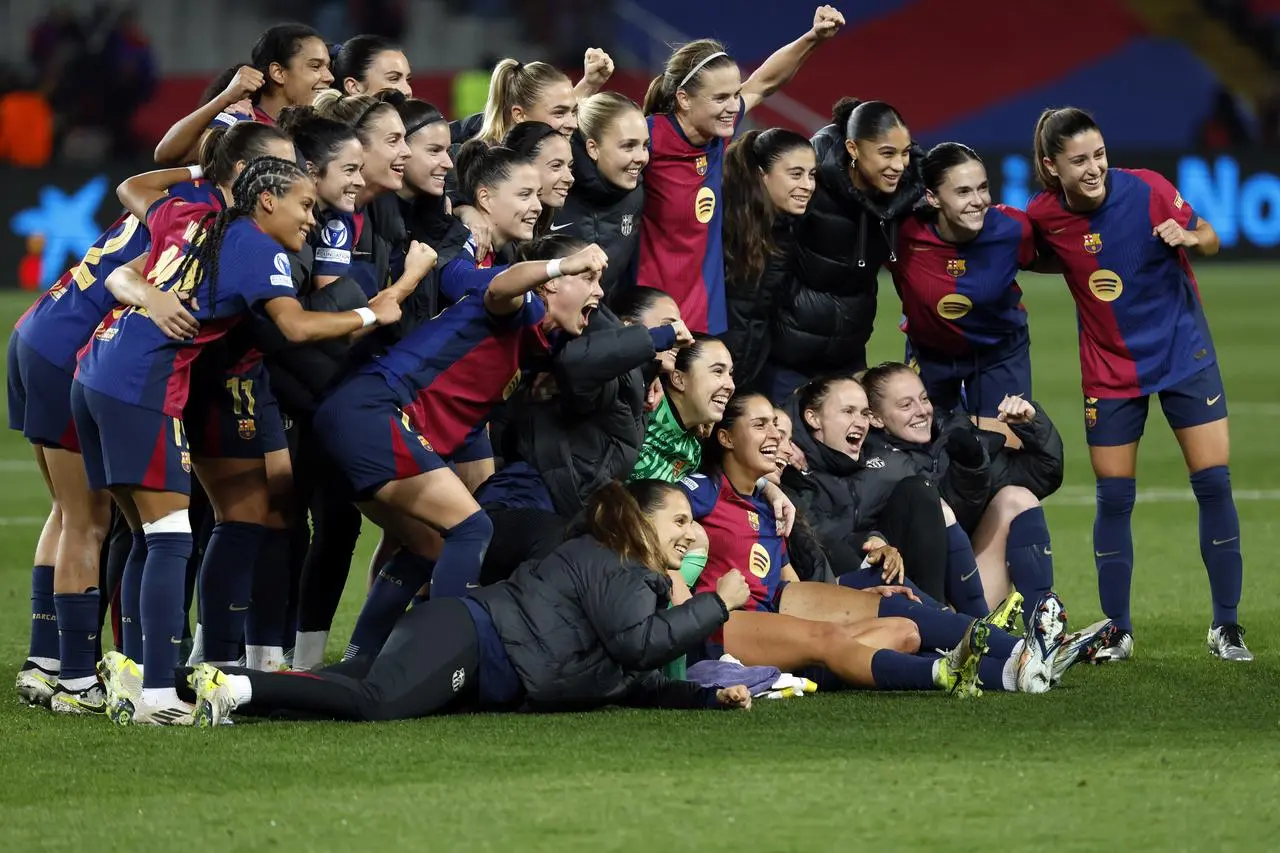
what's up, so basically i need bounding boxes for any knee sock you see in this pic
[344,550,434,660]
[247,527,293,661]
[869,649,942,691]
[27,565,58,667]
[1006,507,1056,630]
[121,532,147,660]
[1190,466,1243,627]
[198,521,265,664]
[141,524,193,691]
[1094,477,1136,632]
[945,525,988,617]
[53,590,99,686]
[430,510,493,598]
[877,595,967,651]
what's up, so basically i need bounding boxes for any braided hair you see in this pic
[166,156,310,316]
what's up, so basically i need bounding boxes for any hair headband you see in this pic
[678,51,728,90]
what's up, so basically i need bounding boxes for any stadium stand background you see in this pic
[0,0,1276,289]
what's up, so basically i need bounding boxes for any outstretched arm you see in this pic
[118,167,199,222]
[154,66,264,165]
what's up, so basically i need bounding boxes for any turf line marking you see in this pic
[1051,488,1280,506]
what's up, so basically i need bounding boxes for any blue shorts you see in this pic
[1084,363,1228,447]
[7,334,80,452]
[313,373,447,499]
[71,380,192,493]
[909,327,1032,419]
[451,428,493,465]
[185,364,288,459]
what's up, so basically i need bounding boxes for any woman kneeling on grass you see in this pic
[99,481,754,724]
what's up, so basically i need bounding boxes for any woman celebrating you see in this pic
[858,363,1065,628]
[721,128,814,398]
[786,99,925,395]
[552,92,649,295]
[638,6,844,334]
[331,34,412,97]
[682,392,1076,696]
[457,50,615,145]
[890,143,1038,439]
[504,121,574,238]
[148,480,752,725]
[83,157,401,725]
[1027,107,1248,662]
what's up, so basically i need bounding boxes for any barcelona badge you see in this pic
[694,155,708,176]
[180,450,192,473]
[237,418,257,440]
[418,434,433,451]
[1083,232,1103,254]
[945,258,966,277]
[1084,398,1098,430]
[747,511,759,532]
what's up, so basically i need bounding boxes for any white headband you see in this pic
[678,51,728,90]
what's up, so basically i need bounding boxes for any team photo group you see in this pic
[7,5,1252,728]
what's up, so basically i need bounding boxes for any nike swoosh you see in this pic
[169,636,183,645]
[87,634,98,641]
[1212,537,1238,546]
[959,567,979,582]
[1095,550,1121,558]
[1049,227,1067,234]
[1206,395,1222,405]
[229,604,249,612]
[549,222,574,232]
[465,583,480,589]
[1043,548,1052,556]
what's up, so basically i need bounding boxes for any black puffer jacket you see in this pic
[504,306,661,517]
[396,193,470,335]
[470,535,730,711]
[783,124,926,375]
[856,407,1064,533]
[778,394,881,567]
[723,213,799,392]
[551,130,644,296]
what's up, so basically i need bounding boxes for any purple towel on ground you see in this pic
[686,658,782,694]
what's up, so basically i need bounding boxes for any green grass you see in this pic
[2,268,1280,851]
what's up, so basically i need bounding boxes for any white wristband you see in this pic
[354,307,377,328]
[546,258,563,279]
[188,165,203,180]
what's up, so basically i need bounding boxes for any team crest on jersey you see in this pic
[746,511,759,532]
[936,294,973,320]
[1083,232,1103,254]
[620,214,634,237]
[180,450,192,473]
[237,418,256,440]
[671,460,686,479]
[1088,269,1123,302]
[694,155,708,176]
[945,258,966,277]
[694,187,716,224]
[417,434,433,451]
[748,543,771,579]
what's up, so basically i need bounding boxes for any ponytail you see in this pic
[584,480,681,573]
[477,58,570,146]
[199,120,292,187]
[643,39,735,116]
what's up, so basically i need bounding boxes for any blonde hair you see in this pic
[477,58,571,146]
[311,89,398,145]
[642,39,735,116]
[578,91,641,143]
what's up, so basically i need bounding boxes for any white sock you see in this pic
[28,656,60,672]
[1002,641,1025,692]
[58,674,97,692]
[292,631,328,671]
[186,623,205,666]
[226,673,253,706]
[141,686,181,706]
[246,645,284,672]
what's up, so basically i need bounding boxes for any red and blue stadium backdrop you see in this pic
[618,0,1224,148]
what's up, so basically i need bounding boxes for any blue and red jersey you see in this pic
[312,210,357,279]
[1028,168,1211,398]
[14,212,150,371]
[636,101,744,335]
[76,207,297,416]
[681,473,789,612]
[890,204,1036,356]
[439,237,502,306]
[210,105,275,129]
[13,180,222,372]
[360,287,550,457]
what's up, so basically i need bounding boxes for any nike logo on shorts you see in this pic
[1206,394,1222,406]
[960,567,979,582]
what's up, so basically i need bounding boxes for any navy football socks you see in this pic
[1190,466,1243,627]
[1094,477,1136,632]
[1006,507,1056,630]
